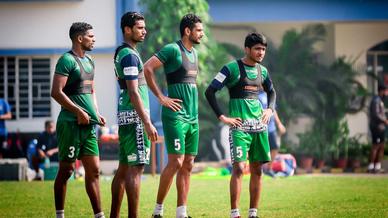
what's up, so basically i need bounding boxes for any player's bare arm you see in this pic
[261,108,273,124]
[126,79,158,141]
[219,115,242,128]
[274,111,286,134]
[0,111,11,120]
[144,56,182,112]
[51,74,90,125]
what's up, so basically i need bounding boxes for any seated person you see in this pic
[32,120,58,176]
[263,153,296,177]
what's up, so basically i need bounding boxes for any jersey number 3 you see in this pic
[68,146,75,158]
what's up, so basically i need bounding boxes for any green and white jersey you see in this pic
[209,60,273,120]
[55,52,100,124]
[114,44,149,115]
[155,40,199,123]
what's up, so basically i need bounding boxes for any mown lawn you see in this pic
[0,174,387,218]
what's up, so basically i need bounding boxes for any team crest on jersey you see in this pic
[246,68,258,74]
[127,153,137,162]
[187,70,198,75]
[244,85,258,91]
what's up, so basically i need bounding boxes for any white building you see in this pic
[208,0,388,141]
[1,0,388,142]
[0,0,122,132]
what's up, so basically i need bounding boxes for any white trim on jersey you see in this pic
[215,72,226,83]
[124,66,139,76]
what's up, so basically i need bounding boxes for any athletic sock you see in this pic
[375,162,381,170]
[368,163,374,170]
[153,203,164,216]
[176,205,187,218]
[94,212,105,218]
[56,210,64,218]
[230,208,240,218]
[248,208,258,217]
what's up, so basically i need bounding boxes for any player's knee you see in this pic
[182,159,194,172]
[232,164,244,176]
[86,167,100,179]
[250,163,262,176]
[256,169,263,177]
[58,166,75,179]
[169,158,184,170]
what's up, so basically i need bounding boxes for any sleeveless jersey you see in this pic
[156,40,199,123]
[114,43,149,125]
[55,52,100,124]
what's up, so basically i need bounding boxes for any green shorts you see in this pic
[162,117,199,155]
[118,122,151,165]
[56,121,99,162]
[229,129,271,163]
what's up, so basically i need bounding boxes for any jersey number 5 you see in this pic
[174,139,181,151]
[236,147,243,158]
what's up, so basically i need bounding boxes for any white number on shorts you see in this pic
[236,147,243,158]
[146,148,150,161]
[68,146,75,158]
[174,139,181,151]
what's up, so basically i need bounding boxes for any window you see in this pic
[0,57,51,119]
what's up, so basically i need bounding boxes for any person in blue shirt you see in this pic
[258,90,286,176]
[31,120,58,178]
[0,98,11,158]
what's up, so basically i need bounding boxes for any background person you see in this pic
[368,84,388,173]
[31,120,58,179]
[0,98,12,158]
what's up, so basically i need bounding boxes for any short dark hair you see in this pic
[179,13,202,37]
[121,12,145,34]
[244,32,267,48]
[45,120,54,128]
[69,22,93,41]
[378,84,386,92]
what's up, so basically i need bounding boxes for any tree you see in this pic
[264,24,367,162]
[263,24,327,123]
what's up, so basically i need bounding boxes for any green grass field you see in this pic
[0,174,387,218]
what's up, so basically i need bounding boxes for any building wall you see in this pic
[0,0,116,49]
[212,21,388,67]
[93,54,117,129]
[212,22,308,48]
[212,21,336,64]
[208,0,388,23]
[6,53,116,133]
[334,22,388,66]
[1,0,117,132]
[333,22,388,138]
